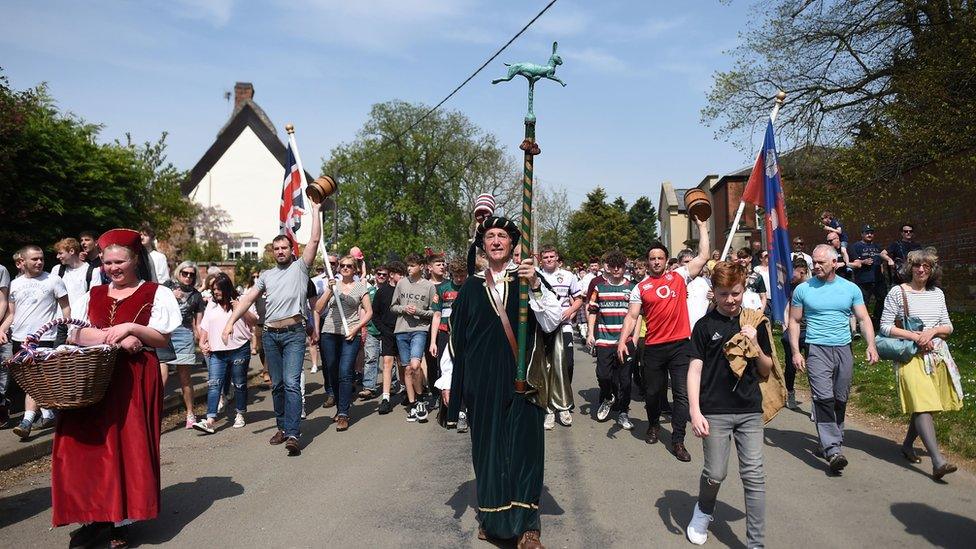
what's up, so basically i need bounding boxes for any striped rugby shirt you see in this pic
[590,278,636,347]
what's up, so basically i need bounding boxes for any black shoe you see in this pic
[645,425,660,444]
[673,442,691,462]
[377,398,392,415]
[109,524,129,548]
[933,463,958,481]
[69,521,110,548]
[322,395,336,408]
[828,453,848,474]
[285,436,301,456]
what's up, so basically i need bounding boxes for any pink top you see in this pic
[200,301,254,351]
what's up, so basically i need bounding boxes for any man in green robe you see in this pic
[443,216,562,549]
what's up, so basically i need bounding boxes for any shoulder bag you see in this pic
[875,285,923,363]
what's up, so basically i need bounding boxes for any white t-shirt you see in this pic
[580,272,599,298]
[686,276,712,331]
[149,250,170,284]
[9,273,68,342]
[52,262,103,313]
[71,282,182,336]
[540,268,582,333]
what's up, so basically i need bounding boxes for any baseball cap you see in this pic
[862,224,875,233]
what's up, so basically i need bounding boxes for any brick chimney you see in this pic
[233,82,254,110]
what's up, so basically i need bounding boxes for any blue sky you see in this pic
[1,0,761,209]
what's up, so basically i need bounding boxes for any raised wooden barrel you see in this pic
[306,175,338,204]
[684,188,711,221]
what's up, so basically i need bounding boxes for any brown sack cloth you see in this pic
[722,308,787,424]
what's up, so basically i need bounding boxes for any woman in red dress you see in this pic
[54,229,181,548]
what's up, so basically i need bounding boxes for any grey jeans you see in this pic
[699,412,766,549]
[806,344,854,458]
[0,342,10,405]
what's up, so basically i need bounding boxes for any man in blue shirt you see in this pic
[849,224,886,331]
[788,244,878,474]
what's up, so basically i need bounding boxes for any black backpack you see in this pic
[55,263,97,290]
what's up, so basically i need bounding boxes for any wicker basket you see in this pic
[4,319,120,410]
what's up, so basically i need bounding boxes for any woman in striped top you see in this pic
[879,248,962,480]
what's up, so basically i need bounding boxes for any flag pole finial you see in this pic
[775,90,787,104]
[285,123,295,134]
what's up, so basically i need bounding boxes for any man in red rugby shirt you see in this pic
[617,216,709,462]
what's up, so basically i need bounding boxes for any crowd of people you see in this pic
[0,199,964,548]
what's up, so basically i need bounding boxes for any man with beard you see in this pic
[224,200,322,456]
[443,216,562,548]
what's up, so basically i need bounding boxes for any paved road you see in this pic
[1,347,975,548]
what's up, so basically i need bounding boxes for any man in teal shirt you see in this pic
[789,244,878,475]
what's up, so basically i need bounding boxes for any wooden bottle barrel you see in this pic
[306,175,338,204]
[684,188,711,221]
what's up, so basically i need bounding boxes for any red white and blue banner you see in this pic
[279,142,305,257]
[743,120,792,324]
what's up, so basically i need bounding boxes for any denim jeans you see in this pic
[206,343,250,418]
[262,326,306,438]
[699,412,766,548]
[363,333,381,391]
[395,331,428,365]
[319,333,361,417]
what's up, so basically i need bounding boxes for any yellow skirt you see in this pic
[897,355,963,414]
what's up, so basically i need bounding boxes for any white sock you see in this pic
[23,410,37,424]
[41,408,54,419]
[382,393,390,401]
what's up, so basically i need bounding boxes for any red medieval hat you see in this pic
[98,228,142,253]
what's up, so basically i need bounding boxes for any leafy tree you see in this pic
[704,0,976,230]
[322,101,519,263]
[565,187,640,261]
[535,183,572,252]
[627,196,659,250]
[0,74,194,268]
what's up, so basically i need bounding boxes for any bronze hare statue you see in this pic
[492,42,566,87]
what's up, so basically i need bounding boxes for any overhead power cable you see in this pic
[330,0,559,175]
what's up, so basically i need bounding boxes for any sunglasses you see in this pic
[339,263,355,269]
[793,241,804,245]
[180,271,196,277]
[902,229,914,233]
[375,272,389,276]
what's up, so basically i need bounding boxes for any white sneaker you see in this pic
[617,412,634,430]
[686,503,713,545]
[558,410,573,426]
[596,397,614,422]
[192,419,216,434]
[406,407,418,422]
[233,413,245,428]
[544,412,556,430]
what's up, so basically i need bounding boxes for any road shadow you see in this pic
[576,388,599,417]
[890,502,976,547]
[0,487,48,529]
[764,425,931,479]
[130,476,244,546]
[655,489,747,549]
[446,479,564,522]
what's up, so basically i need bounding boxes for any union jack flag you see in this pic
[279,142,305,257]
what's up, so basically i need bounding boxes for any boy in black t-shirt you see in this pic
[686,261,772,548]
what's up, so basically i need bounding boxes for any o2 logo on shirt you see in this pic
[655,285,676,299]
